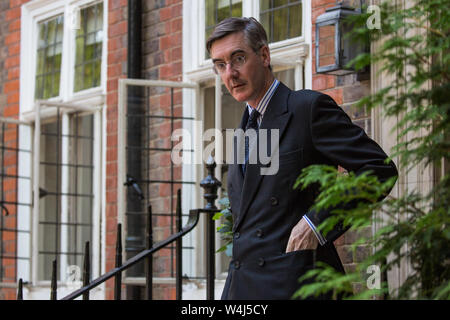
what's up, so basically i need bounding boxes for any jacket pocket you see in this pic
[278,148,303,164]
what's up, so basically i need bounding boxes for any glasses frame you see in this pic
[212,54,247,75]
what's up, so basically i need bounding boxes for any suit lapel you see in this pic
[234,83,292,231]
[227,107,248,216]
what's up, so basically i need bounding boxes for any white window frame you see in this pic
[117,78,200,287]
[185,0,312,88]
[20,0,107,114]
[18,0,107,299]
[182,0,312,285]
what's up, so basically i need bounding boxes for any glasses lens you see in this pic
[233,55,245,68]
[214,62,226,74]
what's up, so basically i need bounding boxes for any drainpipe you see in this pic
[125,0,145,275]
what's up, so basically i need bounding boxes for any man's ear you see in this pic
[260,45,271,68]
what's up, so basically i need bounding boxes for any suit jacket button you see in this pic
[234,261,240,269]
[258,258,265,267]
[234,232,240,239]
[256,229,263,238]
[270,196,278,206]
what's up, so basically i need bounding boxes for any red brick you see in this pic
[110,0,127,10]
[106,189,117,202]
[170,17,182,33]
[7,92,19,104]
[326,75,336,88]
[107,118,117,132]
[107,91,118,105]
[6,47,19,62]
[2,105,18,117]
[6,7,20,21]
[160,33,181,50]
[10,0,29,8]
[108,8,124,25]
[107,78,118,91]
[8,18,21,32]
[7,67,19,80]
[107,133,118,148]
[172,3,182,18]
[5,32,20,47]
[107,36,124,51]
[4,80,19,94]
[313,75,327,91]
[324,88,343,105]
[159,183,171,197]
[160,62,181,79]
[108,64,122,78]
[159,153,172,167]
[109,20,127,38]
[108,48,126,64]
[159,7,172,22]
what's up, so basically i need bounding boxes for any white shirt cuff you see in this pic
[302,215,327,246]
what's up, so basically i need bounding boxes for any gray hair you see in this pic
[206,17,269,54]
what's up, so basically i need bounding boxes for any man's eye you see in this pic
[234,55,245,64]
[215,63,226,70]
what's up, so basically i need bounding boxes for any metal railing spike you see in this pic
[145,205,153,300]
[114,224,122,300]
[17,278,23,300]
[51,259,57,300]
[83,241,90,300]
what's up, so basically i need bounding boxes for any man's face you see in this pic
[210,32,271,108]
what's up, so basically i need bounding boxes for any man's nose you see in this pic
[224,63,239,78]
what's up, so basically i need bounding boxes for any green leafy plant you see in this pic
[213,193,233,257]
[294,0,450,300]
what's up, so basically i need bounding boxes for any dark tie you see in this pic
[243,109,260,174]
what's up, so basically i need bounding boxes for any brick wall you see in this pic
[140,0,183,300]
[0,0,26,300]
[311,0,372,290]
[105,0,128,300]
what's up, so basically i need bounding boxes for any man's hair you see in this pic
[206,17,269,54]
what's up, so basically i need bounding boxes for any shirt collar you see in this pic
[246,79,280,119]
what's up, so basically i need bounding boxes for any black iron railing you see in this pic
[16,158,221,300]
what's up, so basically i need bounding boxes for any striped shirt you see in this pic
[246,78,280,126]
[245,78,326,246]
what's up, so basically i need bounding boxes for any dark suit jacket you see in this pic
[221,82,398,300]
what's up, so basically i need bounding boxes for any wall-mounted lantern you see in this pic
[315,3,366,75]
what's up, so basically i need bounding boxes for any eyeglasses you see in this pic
[213,55,246,75]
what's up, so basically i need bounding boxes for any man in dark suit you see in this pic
[207,17,398,300]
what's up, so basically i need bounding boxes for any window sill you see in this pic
[20,91,106,122]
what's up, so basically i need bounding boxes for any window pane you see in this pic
[39,121,62,281]
[205,0,242,58]
[318,24,336,67]
[74,2,103,92]
[273,7,288,42]
[74,66,83,92]
[260,12,270,42]
[38,114,95,281]
[260,0,270,11]
[274,68,295,89]
[52,72,60,97]
[35,15,64,99]
[205,0,215,29]
[259,0,302,43]
[289,2,302,39]
[67,114,94,267]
